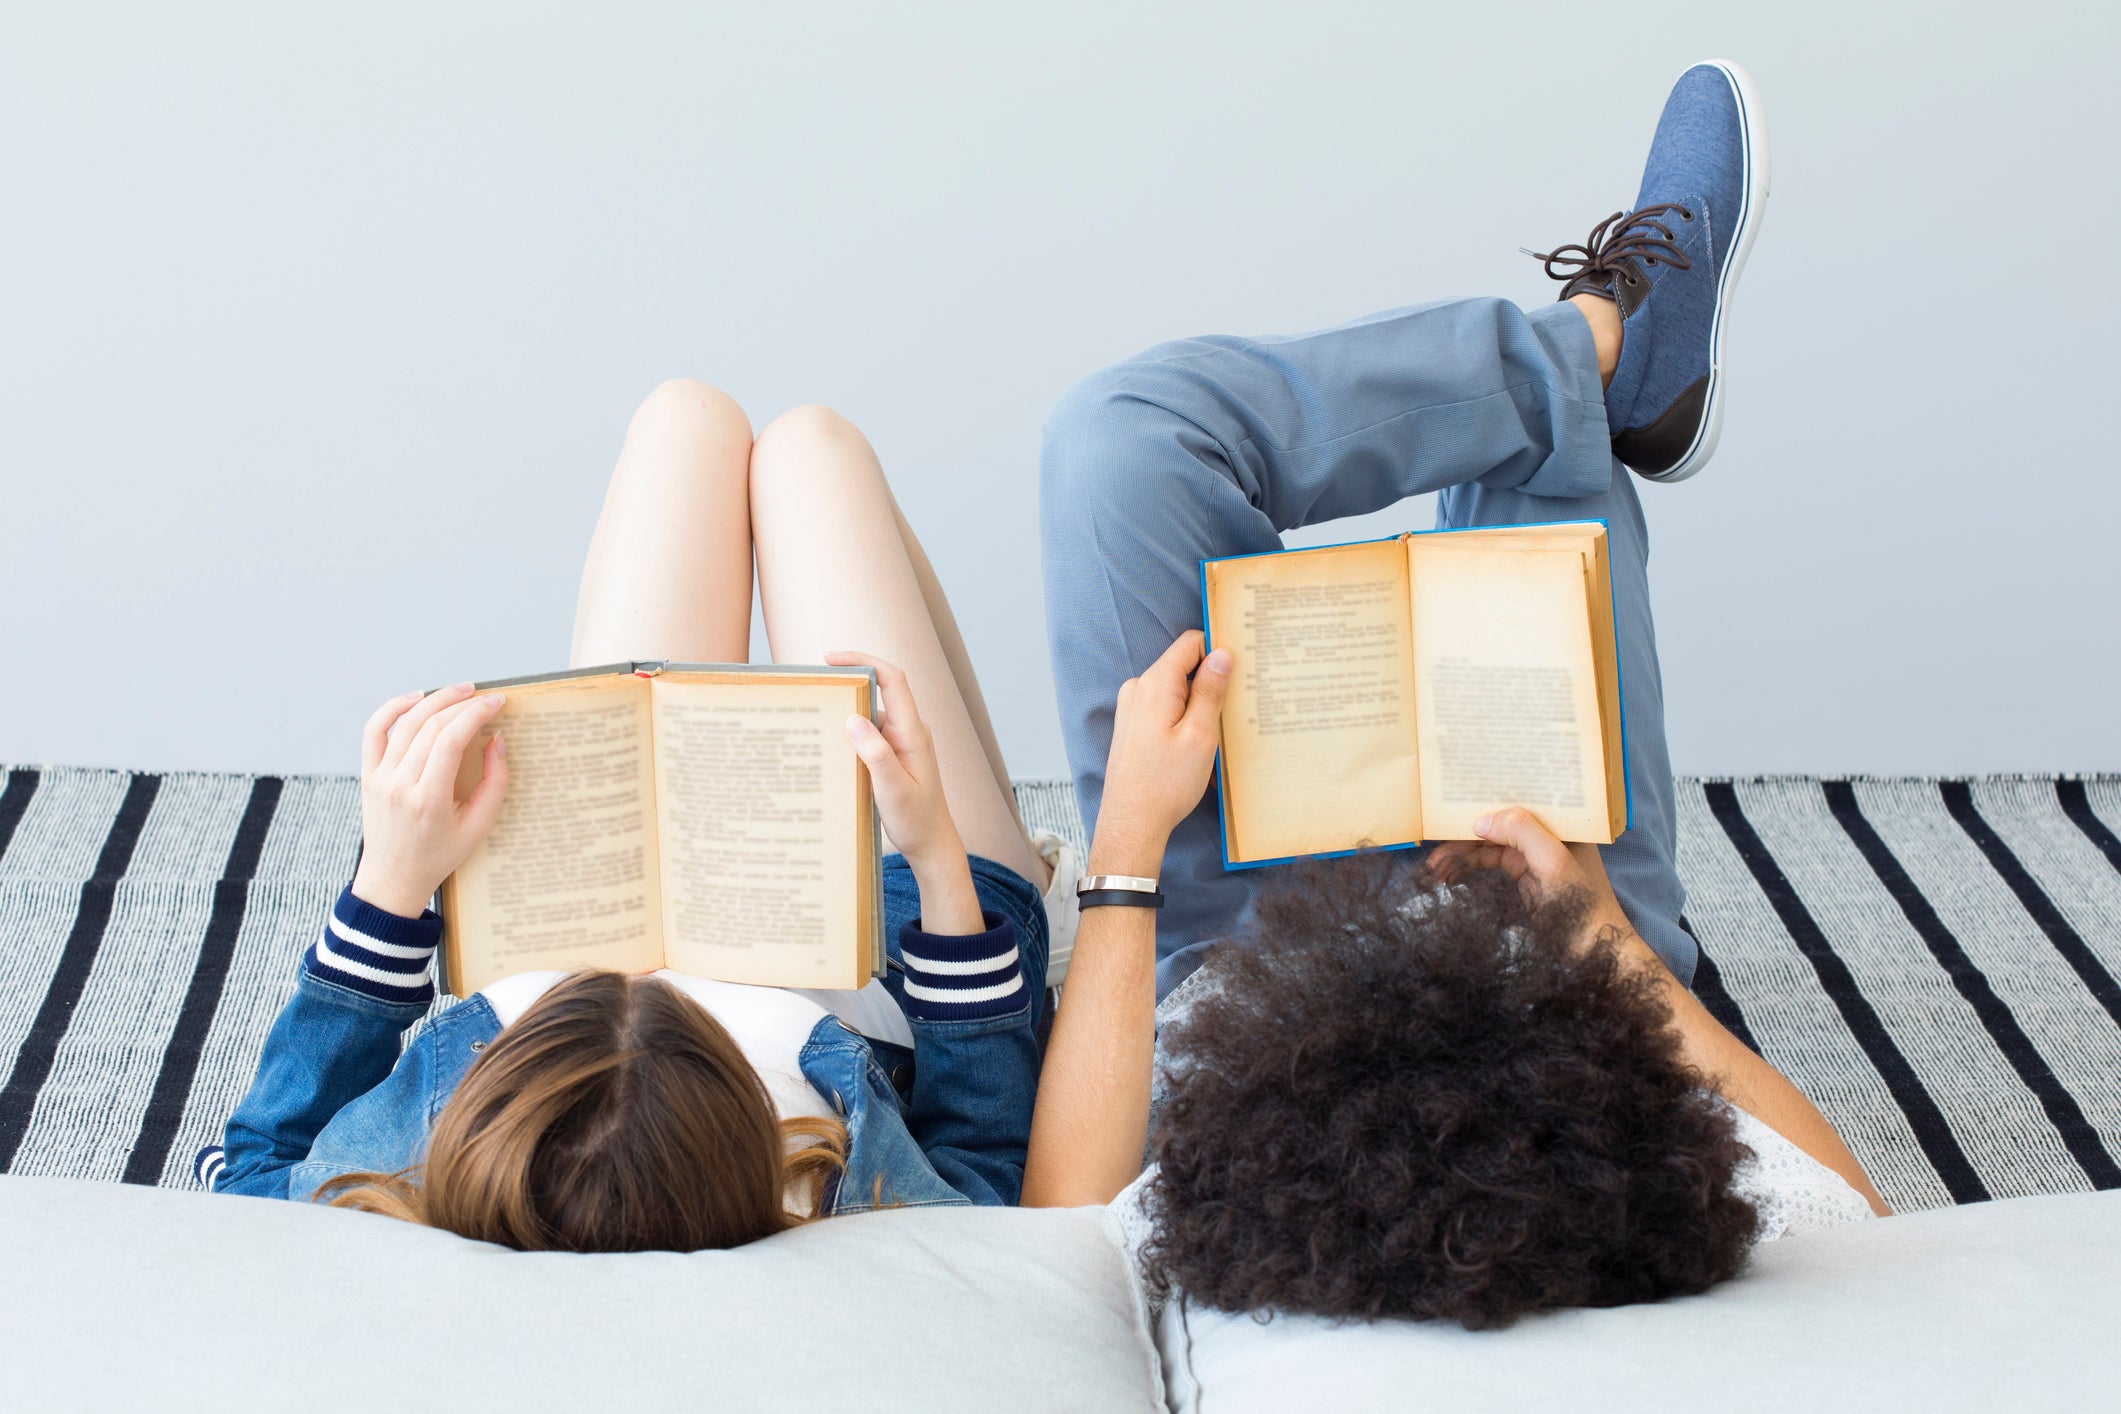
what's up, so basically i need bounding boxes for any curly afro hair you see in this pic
[1142,858,1759,1330]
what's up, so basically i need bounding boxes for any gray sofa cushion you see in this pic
[0,1175,1162,1413]
[1157,1190,2121,1412]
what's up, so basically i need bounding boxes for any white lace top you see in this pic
[1721,1101,1878,1240]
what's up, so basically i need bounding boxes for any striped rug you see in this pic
[1,766,2117,1213]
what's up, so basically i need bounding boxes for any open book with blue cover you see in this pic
[1200,521,1628,869]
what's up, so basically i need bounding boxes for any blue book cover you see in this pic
[1198,520,1630,872]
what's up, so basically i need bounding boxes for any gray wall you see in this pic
[4,1,2115,780]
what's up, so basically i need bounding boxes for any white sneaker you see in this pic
[1030,829,1080,987]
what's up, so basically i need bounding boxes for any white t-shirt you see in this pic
[785,980,914,1052]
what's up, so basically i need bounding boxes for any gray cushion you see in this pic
[1158,1190,2121,1412]
[0,1175,1162,1413]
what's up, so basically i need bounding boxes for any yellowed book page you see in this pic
[1420,523,1624,833]
[1205,540,1421,864]
[442,675,663,996]
[1408,539,1612,841]
[650,674,867,990]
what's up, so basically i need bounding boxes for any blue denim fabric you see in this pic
[850,850,1050,1208]
[1040,297,1693,1000]
[214,852,1048,1212]
[216,967,444,1200]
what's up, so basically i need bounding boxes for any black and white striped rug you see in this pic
[2,766,2117,1213]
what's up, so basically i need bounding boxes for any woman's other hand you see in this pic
[1089,631,1232,876]
[827,652,963,870]
[828,651,985,935]
[348,684,510,919]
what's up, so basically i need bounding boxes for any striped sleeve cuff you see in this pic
[195,1145,225,1191]
[897,911,1026,1021]
[303,885,441,1006]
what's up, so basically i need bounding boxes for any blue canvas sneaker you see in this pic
[1530,59,1771,481]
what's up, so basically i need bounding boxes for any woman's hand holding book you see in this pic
[828,651,985,937]
[349,684,511,920]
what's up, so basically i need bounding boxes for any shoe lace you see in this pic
[1524,203,1694,295]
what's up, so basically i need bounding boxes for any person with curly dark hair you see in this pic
[1023,674,1887,1324]
[1142,856,1784,1328]
[1013,58,1888,1328]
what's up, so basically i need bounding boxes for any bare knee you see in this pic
[627,378,752,445]
[1040,365,1162,504]
[751,404,885,496]
[755,403,868,457]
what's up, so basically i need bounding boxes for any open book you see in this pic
[436,662,884,996]
[1201,521,1627,868]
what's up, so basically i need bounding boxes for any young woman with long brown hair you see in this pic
[197,386,1081,1251]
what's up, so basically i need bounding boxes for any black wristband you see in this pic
[1078,888,1164,910]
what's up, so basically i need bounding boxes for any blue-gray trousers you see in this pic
[1039,297,1691,999]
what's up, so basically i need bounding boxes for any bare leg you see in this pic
[1568,292,1623,387]
[751,406,1051,892]
[570,380,756,667]
[887,494,1034,842]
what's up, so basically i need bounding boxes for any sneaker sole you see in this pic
[1636,58,1772,484]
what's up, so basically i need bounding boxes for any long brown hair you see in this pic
[320,970,847,1252]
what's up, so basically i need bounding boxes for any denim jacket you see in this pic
[207,856,1048,1214]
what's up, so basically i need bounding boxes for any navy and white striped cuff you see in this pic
[195,1144,225,1191]
[303,885,441,1006]
[898,912,1025,1021]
